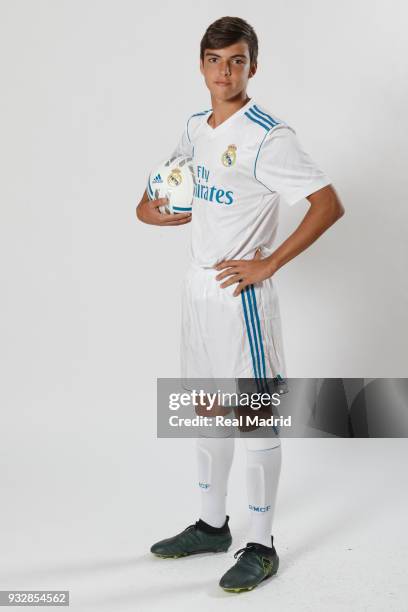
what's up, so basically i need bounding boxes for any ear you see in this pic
[199,58,204,75]
[248,62,257,79]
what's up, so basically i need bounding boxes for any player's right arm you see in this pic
[136,189,192,226]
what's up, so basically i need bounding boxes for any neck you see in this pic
[208,92,250,128]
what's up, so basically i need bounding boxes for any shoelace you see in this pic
[183,521,200,532]
[233,544,259,561]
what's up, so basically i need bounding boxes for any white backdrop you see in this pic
[1,1,407,610]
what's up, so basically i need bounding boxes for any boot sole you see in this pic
[153,546,231,559]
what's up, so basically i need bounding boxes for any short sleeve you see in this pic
[255,126,332,206]
[169,126,194,160]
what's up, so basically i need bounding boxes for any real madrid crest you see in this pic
[167,167,183,187]
[221,144,237,167]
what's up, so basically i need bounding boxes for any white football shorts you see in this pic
[180,261,287,395]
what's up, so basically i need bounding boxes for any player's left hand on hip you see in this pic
[213,249,273,296]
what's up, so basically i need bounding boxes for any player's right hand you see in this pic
[136,197,192,226]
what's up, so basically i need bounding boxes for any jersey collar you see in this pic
[205,97,254,136]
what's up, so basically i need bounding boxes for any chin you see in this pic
[211,88,237,102]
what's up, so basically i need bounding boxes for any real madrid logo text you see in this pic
[221,144,237,167]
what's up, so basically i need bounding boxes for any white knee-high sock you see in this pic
[245,439,282,547]
[196,436,235,528]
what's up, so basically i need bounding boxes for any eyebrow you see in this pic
[204,52,248,59]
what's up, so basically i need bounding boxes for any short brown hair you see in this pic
[200,16,258,66]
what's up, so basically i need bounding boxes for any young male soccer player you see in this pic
[136,16,345,593]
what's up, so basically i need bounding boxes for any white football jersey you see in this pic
[170,97,331,268]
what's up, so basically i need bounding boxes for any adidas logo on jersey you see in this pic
[152,173,163,184]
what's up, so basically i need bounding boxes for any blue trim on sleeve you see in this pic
[247,107,278,129]
[253,104,279,127]
[244,111,270,131]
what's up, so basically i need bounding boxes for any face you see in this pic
[200,41,257,101]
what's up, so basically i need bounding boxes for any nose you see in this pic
[219,60,231,77]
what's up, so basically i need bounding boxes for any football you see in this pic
[147,155,195,214]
